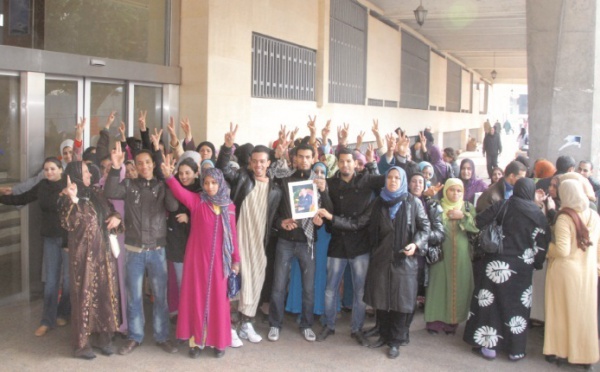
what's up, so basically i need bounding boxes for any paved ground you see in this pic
[1,292,594,371]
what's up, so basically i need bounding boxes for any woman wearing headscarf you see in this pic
[464,178,550,361]
[286,162,331,316]
[59,161,123,359]
[163,165,240,358]
[424,179,478,335]
[407,172,445,304]
[0,157,70,337]
[418,161,435,188]
[459,159,488,204]
[429,145,453,184]
[544,179,600,368]
[322,153,339,177]
[364,166,430,359]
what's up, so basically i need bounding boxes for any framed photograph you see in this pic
[288,180,318,220]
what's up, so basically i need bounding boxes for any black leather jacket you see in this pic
[104,168,178,248]
[218,145,283,248]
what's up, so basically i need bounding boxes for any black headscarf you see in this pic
[64,161,110,229]
[508,178,546,226]
[234,143,254,169]
[196,141,217,162]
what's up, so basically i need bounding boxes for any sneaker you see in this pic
[302,328,316,342]
[268,327,280,341]
[231,329,243,348]
[239,322,262,343]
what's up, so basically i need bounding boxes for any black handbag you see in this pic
[227,272,241,299]
[426,245,443,264]
[478,202,508,254]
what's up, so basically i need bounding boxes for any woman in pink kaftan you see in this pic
[165,166,240,358]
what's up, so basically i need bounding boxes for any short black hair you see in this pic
[177,157,199,174]
[443,147,457,162]
[504,161,526,177]
[556,155,576,174]
[579,160,593,170]
[337,147,355,160]
[295,143,315,157]
[134,149,154,163]
[251,145,271,157]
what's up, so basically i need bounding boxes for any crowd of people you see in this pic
[1,114,599,368]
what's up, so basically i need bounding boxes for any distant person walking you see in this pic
[482,127,502,179]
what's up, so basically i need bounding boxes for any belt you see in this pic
[125,244,163,253]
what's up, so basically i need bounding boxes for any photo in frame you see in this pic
[288,180,318,220]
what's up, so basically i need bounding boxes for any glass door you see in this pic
[0,73,22,302]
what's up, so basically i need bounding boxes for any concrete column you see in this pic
[527,0,599,171]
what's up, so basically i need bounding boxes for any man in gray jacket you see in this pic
[105,145,179,355]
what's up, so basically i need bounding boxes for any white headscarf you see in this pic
[559,179,589,213]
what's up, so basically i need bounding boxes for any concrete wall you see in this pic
[179,0,486,151]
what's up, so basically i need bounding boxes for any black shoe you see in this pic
[427,329,438,335]
[189,347,201,359]
[544,355,557,364]
[351,331,369,347]
[399,339,409,346]
[316,327,334,342]
[157,340,178,354]
[363,325,379,338]
[388,346,400,359]
[75,348,97,360]
[445,330,456,335]
[369,338,386,349]
[214,348,225,358]
[99,344,115,356]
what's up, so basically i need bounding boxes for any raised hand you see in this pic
[161,152,176,177]
[322,119,331,140]
[337,123,349,146]
[65,175,78,201]
[225,122,239,148]
[365,143,374,163]
[150,128,163,152]
[119,121,126,142]
[385,133,397,153]
[423,183,443,198]
[356,130,365,150]
[75,117,86,141]
[105,111,117,130]
[167,117,176,138]
[397,133,411,157]
[111,143,125,169]
[372,119,380,138]
[307,115,317,134]
[278,124,289,143]
[180,117,192,141]
[138,110,147,132]
[419,131,427,148]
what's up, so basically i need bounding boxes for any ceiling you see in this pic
[368,0,527,85]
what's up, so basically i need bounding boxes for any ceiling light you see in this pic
[414,1,428,27]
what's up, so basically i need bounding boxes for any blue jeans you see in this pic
[41,236,70,327]
[323,253,370,333]
[172,262,183,290]
[269,238,315,329]
[126,248,169,343]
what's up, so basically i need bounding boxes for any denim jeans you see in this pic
[41,236,70,327]
[126,247,169,343]
[172,262,183,290]
[269,238,315,329]
[323,253,370,333]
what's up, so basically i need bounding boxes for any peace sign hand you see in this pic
[225,122,239,148]
[65,175,78,202]
[161,152,176,177]
[138,110,147,132]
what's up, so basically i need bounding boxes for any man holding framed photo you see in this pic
[268,143,328,343]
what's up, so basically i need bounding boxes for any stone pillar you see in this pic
[527,0,599,173]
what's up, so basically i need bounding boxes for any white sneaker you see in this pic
[239,322,263,343]
[302,328,316,342]
[268,327,280,342]
[230,329,243,348]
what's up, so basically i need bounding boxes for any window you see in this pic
[400,31,429,110]
[446,60,461,112]
[251,33,316,101]
[329,0,367,104]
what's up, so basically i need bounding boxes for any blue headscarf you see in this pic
[312,162,328,178]
[201,168,235,278]
[380,166,408,219]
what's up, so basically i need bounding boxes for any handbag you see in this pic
[478,202,508,254]
[426,245,443,264]
[227,272,241,299]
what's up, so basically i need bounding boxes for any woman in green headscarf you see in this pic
[424,178,478,335]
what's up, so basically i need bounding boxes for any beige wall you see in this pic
[179,0,485,151]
